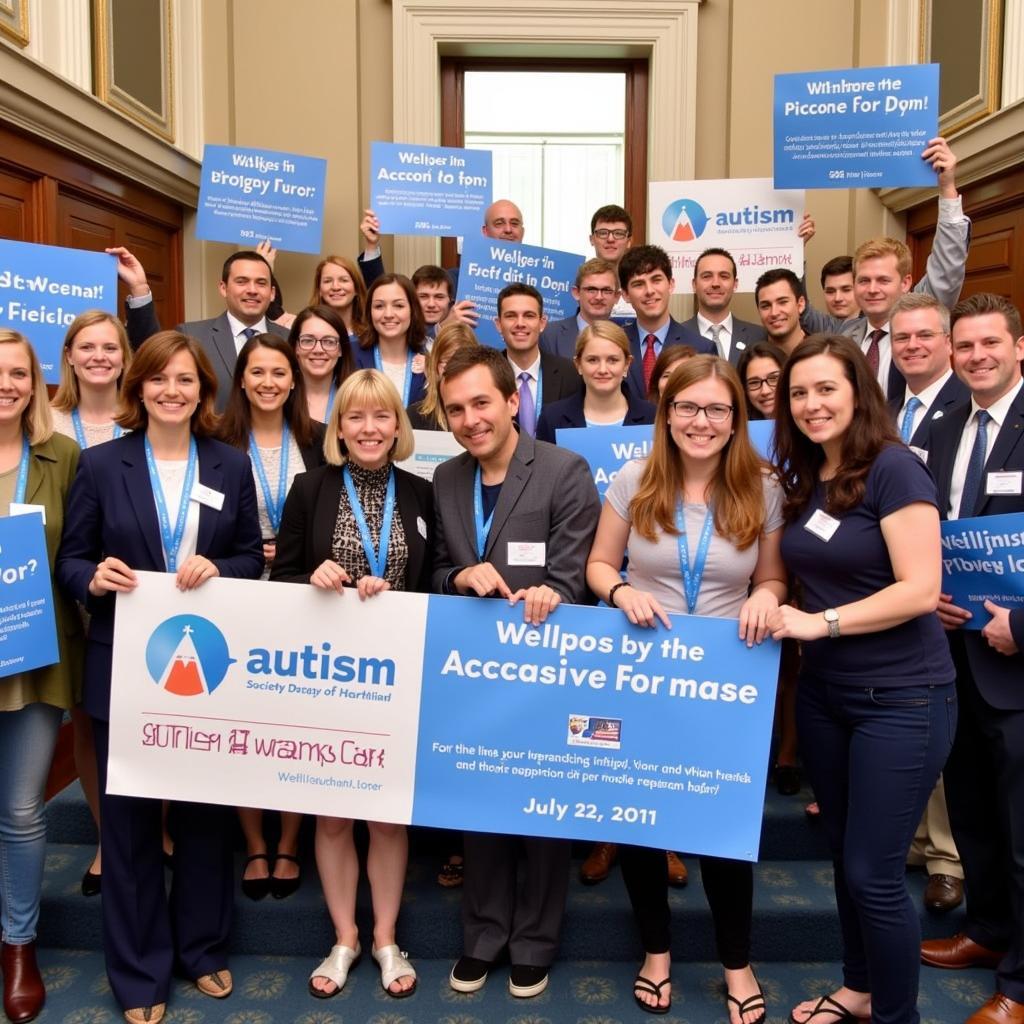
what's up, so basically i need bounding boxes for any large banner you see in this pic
[196,145,328,254]
[941,512,1024,628]
[370,142,492,237]
[0,239,117,383]
[647,179,804,294]
[773,64,939,189]
[0,513,59,677]
[110,574,781,861]
[455,237,584,347]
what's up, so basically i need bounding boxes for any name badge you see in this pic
[909,446,929,464]
[9,502,46,525]
[507,541,546,566]
[986,471,1023,496]
[191,483,225,511]
[416,515,427,539]
[804,508,841,542]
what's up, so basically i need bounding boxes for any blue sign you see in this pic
[774,64,939,189]
[456,236,584,347]
[748,420,776,463]
[0,514,59,677]
[413,597,781,861]
[370,142,492,237]
[0,239,116,384]
[196,145,327,254]
[941,512,1024,629]
[556,425,653,500]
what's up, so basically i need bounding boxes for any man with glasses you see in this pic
[754,269,807,358]
[589,205,637,323]
[540,258,621,360]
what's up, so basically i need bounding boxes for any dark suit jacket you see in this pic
[55,433,265,720]
[540,316,581,361]
[270,463,433,594]
[431,430,600,602]
[350,342,428,408]
[681,315,765,366]
[887,373,969,450]
[624,318,713,399]
[534,389,657,445]
[928,385,1024,709]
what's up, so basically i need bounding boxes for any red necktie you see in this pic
[642,334,657,391]
[865,328,884,378]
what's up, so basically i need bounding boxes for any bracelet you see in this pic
[608,581,631,607]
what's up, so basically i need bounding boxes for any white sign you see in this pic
[397,429,463,482]
[647,177,805,293]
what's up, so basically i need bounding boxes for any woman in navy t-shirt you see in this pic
[767,335,955,1024]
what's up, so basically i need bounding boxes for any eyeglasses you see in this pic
[745,371,780,393]
[580,286,618,297]
[592,228,630,240]
[669,401,734,422]
[296,334,341,353]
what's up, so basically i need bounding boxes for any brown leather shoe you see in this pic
[1,941,45,1023]
[580,842,617,884]
[921,931,1004,969]
[966,994,1024,1024]
[666,851,689,887]
[924,873,964,912]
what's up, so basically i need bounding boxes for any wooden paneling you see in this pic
[0,164,41,242]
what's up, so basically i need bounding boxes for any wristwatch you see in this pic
[823,608,840,639]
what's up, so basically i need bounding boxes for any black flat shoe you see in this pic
[774,764,801,796]
[270,853,301,899]
[81,867,101,897]
[241,853,271,901]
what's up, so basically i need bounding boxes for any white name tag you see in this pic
[909,446,929,464]
[416,515,427,540]
[986,471,1023,496]
[9,502,46,525]
[804,508,841,542]
[191,483,225,511]
[507,541,546,566]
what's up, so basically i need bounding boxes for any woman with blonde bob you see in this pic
[586,355,786,1021]
[407,321,480,430]
[271,369,432,1001]
[0,330,83,1024]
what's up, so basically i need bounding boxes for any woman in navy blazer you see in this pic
[56,331,263,1024]
[350,274,428,409]
[536,321,656,444]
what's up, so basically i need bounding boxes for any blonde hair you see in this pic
[52,310,132,413]
[0,330,54,444]
[574,320,632,363]
[323,369,414,465]
[419,322,480,428]
[853,237,912,278]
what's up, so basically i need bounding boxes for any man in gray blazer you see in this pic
[432,344,600,1000]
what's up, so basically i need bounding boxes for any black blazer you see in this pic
[270,463,434,594]
[886,373,969,450]
[927,386,1024,710]
[534,389,657,444]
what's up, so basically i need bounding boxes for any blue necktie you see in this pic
[242,326,260,341]
[518,372,536,437]
[899,396,923,443]
[958,409,991,518]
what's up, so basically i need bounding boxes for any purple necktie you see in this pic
[518,372,536,437]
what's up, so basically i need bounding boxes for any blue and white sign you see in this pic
[0,514,59,677]
[371,142,492,237]
[456,237,584,347]
[196,145,328,254]
[941,512,1024,628]
[110,575,781,860]
[557,425,653,500]
[0,239,116,383]
[748,420,776,463]
[774,64,939,189]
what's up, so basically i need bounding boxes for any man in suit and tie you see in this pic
[495,283,580,438]
[619,245,713,399]
[682,247,766,363]
[432,344,600,1000]
[540,258,620,360]
[754,269,807,358]
[919,293,1024,1024]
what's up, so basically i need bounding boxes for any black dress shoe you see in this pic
[270,854,301,899]
[241,853,271,901]
[774,763,801,796]
[81,867,101,897]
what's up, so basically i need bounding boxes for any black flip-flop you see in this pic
[789,994,866,1024]
[634,974,671,1015]
[728,983,767,1024]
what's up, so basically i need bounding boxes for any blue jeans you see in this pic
[0,702,62,944]
[798,678,956,1024]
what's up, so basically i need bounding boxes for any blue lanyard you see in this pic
[473,465,496,561]
[248,422,290,534]
[144,435,198,571]
[71,408,122,449]
[343,464,396,578]
[13,435,30,504]
[373,347,413,406]
[674,501,715,615]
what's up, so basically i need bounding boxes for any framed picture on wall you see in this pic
[0,0,29,47]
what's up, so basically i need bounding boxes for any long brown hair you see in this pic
[52,310,132,412]
[418,322,479,428]
[630,354,766,550]
[359,274,427,354]
[308,255,367,335]
[773,334,900,521]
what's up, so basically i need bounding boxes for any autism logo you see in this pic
[662,199,709,242]
[146,615,235,696]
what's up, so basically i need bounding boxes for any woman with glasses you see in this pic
[353,275,427,409]
[289,306,356,423]
[586,355,785,1021]
[307,256,369,343]
[737,344,785,420]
